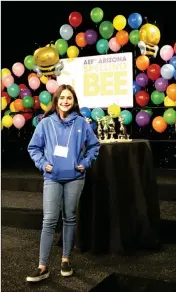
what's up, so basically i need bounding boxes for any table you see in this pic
[76,140,160,253]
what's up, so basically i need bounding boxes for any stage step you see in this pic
[2,189,176,243]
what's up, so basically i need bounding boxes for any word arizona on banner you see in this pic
[57,52,133,108]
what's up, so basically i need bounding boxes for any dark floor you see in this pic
[2,227,176,292]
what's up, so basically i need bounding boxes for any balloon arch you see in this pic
[1,8,176,134]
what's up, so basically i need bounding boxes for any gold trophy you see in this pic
[85,117,92,124]
[117,116,132,142]
[108,113,116,141]
[97,118,103,141]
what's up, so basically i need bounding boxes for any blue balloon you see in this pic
[169,56,176,69]
[60,24,73,41]
[80,107,91,118]
[91,121,97,131]
[128,13,142,29]
[174,70,176,80]
[161,64,175,80]
[133,81,141,94]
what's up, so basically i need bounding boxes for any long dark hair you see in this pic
[42,84,81,118]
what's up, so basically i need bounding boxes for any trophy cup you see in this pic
[85,117,92,124]
[117,116,132,142]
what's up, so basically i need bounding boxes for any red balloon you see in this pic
[32,95,40,110]
[135,90,150,107]
[69,11,82,28]
[147,64,160,81]
[22,108,33,121]
[19,84,28,91]
[174,43,176,54]
[1,91,11,104]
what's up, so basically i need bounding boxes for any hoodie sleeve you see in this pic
[28,120,49,171]
[80,122,100,169]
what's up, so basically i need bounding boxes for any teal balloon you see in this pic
[91,108,105,121]
[7,83,20,98]
[99,21,114,39]
[120,110,132,125]
[55,39,68,56]
[129,30,140,45]
[96,39,109,54]
[163,108,176,125]
[39,91,52,105]
[32,116,38,127]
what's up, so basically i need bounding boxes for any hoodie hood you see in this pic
[50,111,79,126]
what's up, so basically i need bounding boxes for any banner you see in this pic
[57,52,133,108]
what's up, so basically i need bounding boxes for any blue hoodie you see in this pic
[28,112,100,181]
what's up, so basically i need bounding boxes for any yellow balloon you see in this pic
[140,24,160,45]
[107,104,121,118]
[1,68,11,79]
[10,101,18,112]
[1,97,7,110]
[113,15,126,31]
[40,75,49,84]
[67,46,79,58]
[2,115,13,128]
[1,123,3,130]
[164,96,175,107]
[40,102,52,112]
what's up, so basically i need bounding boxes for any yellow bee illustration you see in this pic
[138,24,160,57]
[33,45,64,77]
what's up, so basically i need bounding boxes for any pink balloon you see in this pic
[109,37,121,52]
[2,75,14,87]
[160,45,174,61]
[46,79,59,93]
[28,77,40,90]
[13,114,25,129]
[12,62,25,77]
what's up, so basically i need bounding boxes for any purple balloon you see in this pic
[136,73,149,87]
[135,111,150,127]
[155,77,168,92]
[20,89,32,99]
[85,29,98,45]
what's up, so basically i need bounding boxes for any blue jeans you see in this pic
[39,179,85,266]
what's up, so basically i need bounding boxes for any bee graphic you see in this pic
[33,44,64,77]
[138,24,160,58]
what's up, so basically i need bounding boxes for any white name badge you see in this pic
[54,145,69,158]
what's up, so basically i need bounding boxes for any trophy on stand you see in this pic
[97,118,103,141]
[108,113,116,141]
[85,117,92,124]
[117,116,132,142]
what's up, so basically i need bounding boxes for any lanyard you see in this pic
[50,118,74,147]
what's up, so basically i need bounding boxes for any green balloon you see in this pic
[142,108,153,117]
[163,108,176,125]
[4,110,11,116]
[101,115,111,126]
[96,39,109,54]
[24,55,35,70]
[55,39,68,56]
[151,90,165,105]
[90,7,104,23]
[129,30,140,45]
[7,83,20,98]
[99,21,114,39]
[23,95,34,108]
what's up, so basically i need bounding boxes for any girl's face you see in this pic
[57,89,74,113]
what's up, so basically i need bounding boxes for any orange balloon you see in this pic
[136,56,150,71]
[116,30,129,46]
[14,98,25,111]
[28,73,38,80]
[75,32,87,48]
[152,116,167,133]
[1,80,5,91]
[166,83,176,101]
